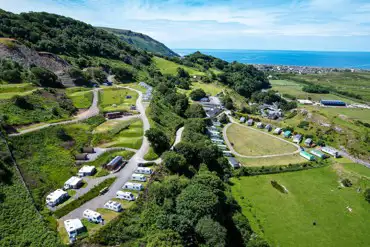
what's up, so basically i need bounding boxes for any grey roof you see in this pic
[228,157,240,168]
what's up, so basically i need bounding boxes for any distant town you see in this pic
[253,64,370,74]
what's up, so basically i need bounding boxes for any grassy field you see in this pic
[311,106,370,124]
[231,165,370,247]
[226,123,297,156]
[237,153,306,167]
[99,88,138,112]
[66,87,93,109]
[153,56,205,76]
[0,83,36,99]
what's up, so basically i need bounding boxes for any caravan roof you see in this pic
[65,176,82,187]
[83,209,101,218]
[46,189,67,203]
[64,219,83,234]
[79,165,95,174]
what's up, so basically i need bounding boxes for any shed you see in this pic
[104,200,122,212]
[105,156,123,171]
[304,138,313,147]
[265,124,272,131]
[283,130,292,138]
[78,165,96,177]
[300,151,315,161]
[46,189,68,207]
[310,149,326,159]
[123,182,143,191]
[247,119,254,126]
[82,147,95,153]
[293,134,302,143]
[257,122,264,129]
[116,191,135,201]
[64,176,83,190]
[64,219,84,239]
[75,154,88,161]
[320,100,346,106]
[228,157,240,169]
[239,117,246,123]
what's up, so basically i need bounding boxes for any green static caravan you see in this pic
[310,149,326,159]
[300,151,316,161]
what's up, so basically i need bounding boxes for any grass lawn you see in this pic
[226,123,297,156]
[237,153,306,167]
[144,146,159,161]
[191,82,224,96]
[0,83,36,99]
[153,56,205,76]
[313,107,370,124]
[231,165,370,247]
[99,88,138,112]
[66,88,93,109]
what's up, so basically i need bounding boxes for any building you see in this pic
[78,165,96,177]
[298,99,313,105]
[300,151,315,161]
[247,119,254,126]
[265,124,272,131]
[273,128,282,135]
[320,100,346,107]
[293,134,302,143]
[283,130,292,138]
[104,200,122,212]
[217,144,227,150]
[116,191,135,201]
[211,138,224,144]
[82,147,95,153]
[83,209,103,224]
[222,150,233,157]
[64,219,84,240]
[75,154,88,161]
[105,156,123,171]
[257,122,264,129]
[228,157,240,169]
[304,138,313,147]
[310,149,326,159]
[322,146,340,158]
[123,182,143,191]
[239,117,246,123]
[46,189,69,207]
[106,112,123,119]
[131,173,147,182]
[64,176,83,190]
[135,167,153,175]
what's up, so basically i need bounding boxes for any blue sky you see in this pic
[1,0,370,51]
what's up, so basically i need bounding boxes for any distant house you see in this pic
[46,189,69,207]
[298,99,313,105]
[105,156,123,171]
[257,122,264,129]
[293,134,302,143]
[228,157,240,169]
[239,117,246,123]
[320,100,346,107]
[273,127,282,135]
[322,146,340,158]
[75,154,88,161]
[247,119,254,126]
[265,124,272,131]
[64,176,83,190]
[283,130,292,138]
[300,151,315,161]
[310,149,326,159]
[78,165,96,177]
[304,138,313,147]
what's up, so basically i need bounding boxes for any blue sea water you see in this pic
[173,49,370,69]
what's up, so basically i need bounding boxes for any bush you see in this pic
[341,178,352,187]
[297,121,309,129]
[189,88,206,101]
[364,188,370,203]
[302,85,329,94]
[30,67,63,88]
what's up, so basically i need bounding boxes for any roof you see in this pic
[132,173,145,177]
[64,219,84,233]
[305,138,313,143]
[137,167,152,171]
[247,119,253,122]
[124,182,143,187]
[65,176,82,186]
[284,130,292,135]
[117,191,133,196]
[106,156,122,167]
[300,151,315,158]
[46,189,67,202]
[83,209,101,218]
[320,100,346,105]
[75,154,88,160]
[311,149,325,156]
[104,200,121,208]
[294,134,302,139]
[79,165,95,173]
[228,157,239,166]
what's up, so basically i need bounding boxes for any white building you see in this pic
[273,128,282,135]
[46,189,69,207]
[64,176,83,190]
[78,165,96,177]
[217,144,227,150]
[257,122,264,129]
[322,146,340,158]
[64,219,84,240]
[83,209,103,224]
[104,200,122,212]
[135,167,153,175]
[123,182,143,191]
[131,173,147,182]
[298,99,313,105]
[116,191,135,201]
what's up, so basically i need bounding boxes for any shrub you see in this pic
[364,189,370,203]
[341,178,352,187]
[189,88,206,101]
[30,67,63,88]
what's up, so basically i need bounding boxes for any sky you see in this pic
[0,0,370,51]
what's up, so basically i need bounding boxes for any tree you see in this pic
[146,229,183,247]
[162,151,188,173]
[111,66,135,82]
[30,67,62,88]
[364,188,370,203]
[195,216,227,247]
[219,113,229,124]
[145,128,170,154]
[185,104,206,118]
[189,88,206,101]
[174,142,197,164]
[177,67,190,78]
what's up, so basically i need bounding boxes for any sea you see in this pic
[173,49,370,69]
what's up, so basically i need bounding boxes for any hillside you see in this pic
[100,27,179,57]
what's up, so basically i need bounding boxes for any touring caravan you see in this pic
[135,167,153,175]
[83,209,103,224]
[104,200,122,212]
[116,191,136,201]
[122,182,143,191]
[131,173,147,182]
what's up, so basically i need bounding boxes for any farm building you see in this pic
[310,149,326,159]
[82,147,95,153]
[265,124,272,131]
[247,119,254,126]
[64,219,84,240]
[104,200,122,212]
[135,167,153,175]
[322,146,340,158]
[64,176,83,190]
[293,134,302,143]
[75,154,88,161]
[304,138,313,147]
[83,209,103,224]
[228,157,240,169]
[123,182,143,191]
[222,150,233,157]
[116,191,135,201]
[78,165,96,177]
[300,151,316,161]
[257,122,264,129]
[283,130,292,138]
[106,112,123,119]
[320,100,346,107]
[105,156,123,171]
[131,173,146,182]
[46,189,69,207]
[239,117,246,123]
[273,128,282,135]
[298,99,313,105]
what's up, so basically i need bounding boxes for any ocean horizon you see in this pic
[173,49,370,69]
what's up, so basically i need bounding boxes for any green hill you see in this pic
[100,27,179,57]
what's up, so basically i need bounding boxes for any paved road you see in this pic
[171,126,184,150]
[61,87,150,221]
[223,117,300,158]
[10,89,100,136]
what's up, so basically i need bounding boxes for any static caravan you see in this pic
[283,130,292,138]
[83,209,103,224]
[208,130,220,137]
[105,156,123,171]
[223,151,233,157]
[247,119,254,126]
[304,138,313,147]
[78,165,96,177]
[239,117,246,123]
[104,200,122,212]
[293,134,302,143]
[64,176,83,190]
[300,151,315,161]
[217,144,227,150]
[265,124,272,131]
[211,138,224,144]
[135,167,153,175]
[82,147,95,153]
[257,122,264,129]
[322,146,340,158]
[46,189,69,207]
[75,154,88,161]
[131,173,147,182]
[123,182,143,191]
[64,219,84,241]
[116,191,135,201]
[310,149,326,159]
[228,157,240,169]
[213,121,221,127]
[273,128,282,135]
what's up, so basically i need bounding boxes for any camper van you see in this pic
[131,173,147,182]
[116,191,136,201]
[104,200,122,212]
[83,209,103,224]
[122,182,143,191]
[135,167,153,175]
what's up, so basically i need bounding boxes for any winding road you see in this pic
[223,116,301,158]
